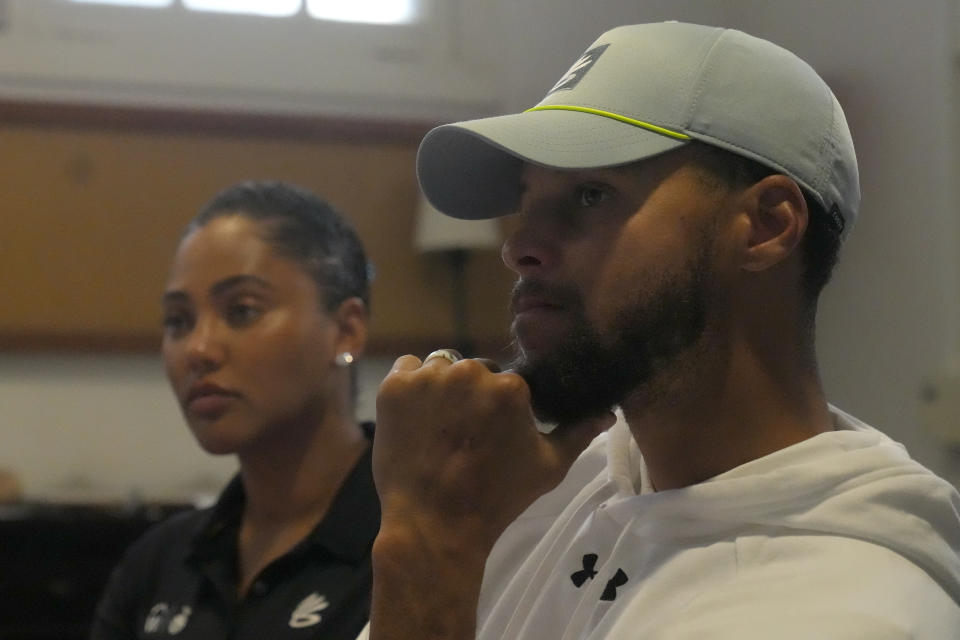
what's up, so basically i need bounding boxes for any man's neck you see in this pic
[620,335,831,491]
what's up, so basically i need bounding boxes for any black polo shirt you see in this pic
[90,425,379,640]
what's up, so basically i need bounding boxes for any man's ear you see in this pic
[738,174,808,273]
[332,296,369,358]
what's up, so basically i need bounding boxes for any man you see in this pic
[367,22,960,639]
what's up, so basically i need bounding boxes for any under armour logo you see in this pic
[289,592,329,629]
[548,44,609,94]
[570,553,629,601]
[571,553,599,587]
[600,569,628,601]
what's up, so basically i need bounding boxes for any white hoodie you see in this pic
[477,407,960,639]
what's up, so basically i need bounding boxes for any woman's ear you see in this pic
[738,174,808,273]
[332,297,369,358]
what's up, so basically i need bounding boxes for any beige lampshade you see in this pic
[414,193,501,252]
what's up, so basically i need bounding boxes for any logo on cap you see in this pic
[547,44,609,95]
[827,203,845,234]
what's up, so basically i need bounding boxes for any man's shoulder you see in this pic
[654,535,960,639]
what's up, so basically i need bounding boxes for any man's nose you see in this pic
[501,216,558,276]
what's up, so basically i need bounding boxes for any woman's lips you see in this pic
[185,382,240,418]
[187,392,237,417]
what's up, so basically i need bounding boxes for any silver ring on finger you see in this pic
[424,349,462,365]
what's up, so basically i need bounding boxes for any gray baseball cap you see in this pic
[417,21,860,239]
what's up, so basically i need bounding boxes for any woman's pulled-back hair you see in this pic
[188,180,371,313]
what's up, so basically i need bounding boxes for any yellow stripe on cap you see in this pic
[524,105,692,141]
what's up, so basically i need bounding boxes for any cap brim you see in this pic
[416,109,689,220]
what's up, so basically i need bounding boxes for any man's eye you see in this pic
[577,186,609,207]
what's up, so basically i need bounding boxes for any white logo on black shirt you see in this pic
[289,592,329,628]
[143,603,192,635]
[144,603,169,633]
[167,606,192,634]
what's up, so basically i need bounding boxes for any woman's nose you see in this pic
[183,317,226,373]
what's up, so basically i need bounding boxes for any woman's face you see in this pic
[161,215,346,455]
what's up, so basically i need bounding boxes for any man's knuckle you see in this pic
[446,358,484,382]
[495,373,530,402]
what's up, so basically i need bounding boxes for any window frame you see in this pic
[0,0,495,122]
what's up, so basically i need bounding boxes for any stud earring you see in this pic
[334,352,355,367]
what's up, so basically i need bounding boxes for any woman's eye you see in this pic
[577,186,609,207]
[226,303,262,327]
[162,312,191,336]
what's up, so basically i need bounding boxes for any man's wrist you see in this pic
[369,527,489,640]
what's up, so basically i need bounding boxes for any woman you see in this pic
[91,181,378,639]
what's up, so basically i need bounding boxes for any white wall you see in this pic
[0,353,395,502]
[2,0,959,498]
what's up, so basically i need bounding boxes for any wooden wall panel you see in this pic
[0,107,513,358]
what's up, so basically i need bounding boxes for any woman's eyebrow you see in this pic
[160,290,189,306]
[208,274,274,298]
[161,274,274,306]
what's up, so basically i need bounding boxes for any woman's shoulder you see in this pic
[93,505,213,630]
[115,507,207,571]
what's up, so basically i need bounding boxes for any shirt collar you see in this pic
[188,422,379,565]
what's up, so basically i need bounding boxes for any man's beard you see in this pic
[508,249,711,427]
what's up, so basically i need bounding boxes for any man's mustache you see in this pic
[509,279,584,315]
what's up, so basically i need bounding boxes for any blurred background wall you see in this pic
[1,0,958,503]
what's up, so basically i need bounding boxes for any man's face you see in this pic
[502,150,727,425]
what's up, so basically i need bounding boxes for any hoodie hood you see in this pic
[602,406,960,604]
